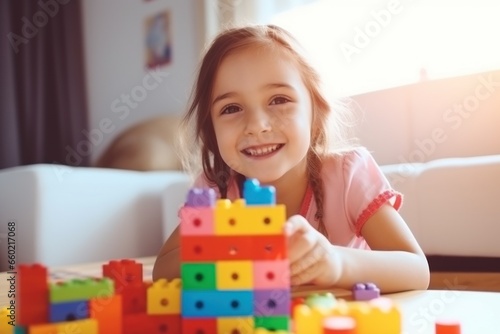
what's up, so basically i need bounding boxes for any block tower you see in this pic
[179,178,291,333]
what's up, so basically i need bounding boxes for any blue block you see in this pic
[182,290,254,317]
[14,327,26,334]
[50,300,88,322]
[243,179,275,205]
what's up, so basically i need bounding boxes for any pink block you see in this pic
[180,207,214,235]
[253,260,290,289]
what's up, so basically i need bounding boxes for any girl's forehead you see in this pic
[221,44,294,67]
[214,46,302,85]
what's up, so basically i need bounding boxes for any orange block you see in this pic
[90,294,123,334]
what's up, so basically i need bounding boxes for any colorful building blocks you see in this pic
[11,178,415,334]
[352,282,380,301]
[180,178,291,333]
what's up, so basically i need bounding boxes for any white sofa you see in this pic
[1,154,500,272]
[0,164,190,272]
[381,155,500,258]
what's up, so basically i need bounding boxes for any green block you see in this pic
[14,327,26,334]
[254,316,290,331]
[181,262,216,290]
[305,292,337,309]
[50,278,114,302]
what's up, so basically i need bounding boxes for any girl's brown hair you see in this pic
[179,24,356,236]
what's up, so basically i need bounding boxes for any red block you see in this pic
[103,259,143,292]
[123,313,149,334]
[251,235,288,260]
[182,317,218,334]
[16,301,49,327]
[181,235,288,261]
[149,314,181,334]
[181,235,253,261]
[122,282,151,314]
[17,264,48,294]
[16,264,49,326]
[123,314,181,334]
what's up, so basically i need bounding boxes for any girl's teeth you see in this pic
[246,144,279,156]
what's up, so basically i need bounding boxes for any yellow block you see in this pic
[348,298,401,334]
[217,316,254,334]
[147,278,182,314]
[215,199,286,235]
[216,260,253,289]
[293,304,332,334]
[0,307,14,334]
[293,298,401,334]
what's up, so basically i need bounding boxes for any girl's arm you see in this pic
[287,203,430,293]
[152,225,181,281]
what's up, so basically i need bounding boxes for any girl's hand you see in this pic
[285,215,342,286]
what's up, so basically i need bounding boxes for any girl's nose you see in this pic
[244,108,272,135]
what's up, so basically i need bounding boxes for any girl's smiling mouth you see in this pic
[241,144,284,157]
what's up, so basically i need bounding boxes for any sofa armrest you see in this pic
[0,164,190,271]
[382,155,500,258]
[416,155,500,257]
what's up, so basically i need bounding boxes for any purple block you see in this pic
[352,282,380,301]
[254,289,290,316]
[186,188,216,207]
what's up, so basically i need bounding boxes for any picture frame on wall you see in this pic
[144,10,172,69]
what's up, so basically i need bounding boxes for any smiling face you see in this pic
[210,46,313,185]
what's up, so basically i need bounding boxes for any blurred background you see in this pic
[2,0,500,170]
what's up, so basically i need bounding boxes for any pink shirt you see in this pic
[194,147,402,249]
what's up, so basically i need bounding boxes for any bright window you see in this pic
[272,0,500,97]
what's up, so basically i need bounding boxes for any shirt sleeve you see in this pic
[342,147,403,237]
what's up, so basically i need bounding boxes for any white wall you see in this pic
[82,0,205,163]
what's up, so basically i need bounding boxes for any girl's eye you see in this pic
[221,105,241,115]
[270,96,290,105]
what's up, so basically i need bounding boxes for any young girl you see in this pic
[153,24,430,293]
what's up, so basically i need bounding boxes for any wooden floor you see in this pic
[429,272,500,292]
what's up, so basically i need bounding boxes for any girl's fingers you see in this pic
[291,254,325,286]
[288,229,317,263]
[284,215,312,237]
[289,243,327,284]
[286,215,318,263]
